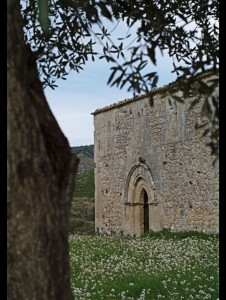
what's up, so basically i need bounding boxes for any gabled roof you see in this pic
[91,69,218,115]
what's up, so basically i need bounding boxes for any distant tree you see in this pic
[7,0,218,299]
[71,145,94,158]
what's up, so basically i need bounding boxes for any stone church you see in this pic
[92,71,219,236]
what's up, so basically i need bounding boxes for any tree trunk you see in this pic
[7,1,79,299]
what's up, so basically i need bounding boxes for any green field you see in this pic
[71,145,95,199]
[73,170,95,198]
[69,231,219,300]
[69,147,219,299]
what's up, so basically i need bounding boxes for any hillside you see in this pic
[71,145,95,196]
[71,145,94,175]
[71,144,94,158]
[73,170,95,198]
[70,145,95,234]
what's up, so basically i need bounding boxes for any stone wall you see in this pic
[92,73,219,236]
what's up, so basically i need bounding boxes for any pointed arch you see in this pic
[123,162,160,236]
[124,162,156,204]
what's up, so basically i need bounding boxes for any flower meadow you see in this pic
[69,231,219,300]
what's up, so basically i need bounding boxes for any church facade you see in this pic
[92,72,219,236]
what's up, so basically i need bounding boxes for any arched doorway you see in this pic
[124,163,160,236]
[143,189,149,233]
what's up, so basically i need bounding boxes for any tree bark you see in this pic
[7,1,79,299]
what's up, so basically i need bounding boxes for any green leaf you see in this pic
[147,47,156,65]
[107,68,118,85]
[120,73,133,89]
[137,60,148,71]
[38,0,50,33]
[98,3,112,21]
[144,72,156,79]
[152,75,158,88]
[111,72,125,88]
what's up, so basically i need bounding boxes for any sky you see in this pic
[45,52,177,147]
[44,21,177,147]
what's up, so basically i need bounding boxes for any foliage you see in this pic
[21,0,219,156]
[70,197,94,221]
[69,232,219,299]
[69,218,94,235]
[21,0,218,91]
[71,145,94,158]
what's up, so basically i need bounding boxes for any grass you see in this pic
[70,197,95,235]
[69,218,95,235]
[74,170,95,198]
[71,197,94,219]
[69,231,219,300]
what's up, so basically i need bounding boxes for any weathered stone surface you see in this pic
[92,72,219,236]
